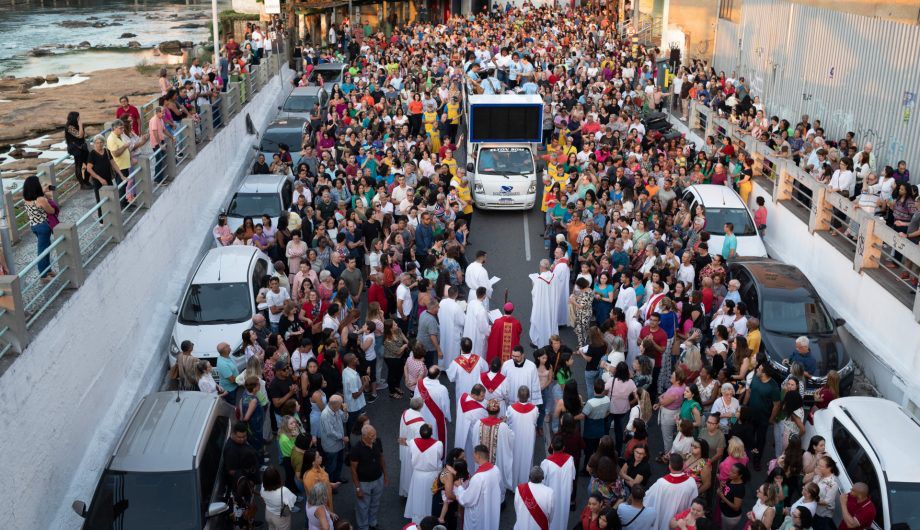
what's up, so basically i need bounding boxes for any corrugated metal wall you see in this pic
[711,0,920,177]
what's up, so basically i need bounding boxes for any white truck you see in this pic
[464,93,543,210]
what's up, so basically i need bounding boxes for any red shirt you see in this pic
[367,282,388,314]
[116,105,141,135]
[639,326,668,366]
[839,496,876,530]
[579,507,603,530]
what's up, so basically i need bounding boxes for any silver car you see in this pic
[308,62,346,91]
[279,85,328,121]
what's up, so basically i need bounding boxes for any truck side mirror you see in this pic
[206,502,230,518]
[72,500,87,518]
[467,162,474,172]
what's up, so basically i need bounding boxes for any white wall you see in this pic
[0,68,292,530]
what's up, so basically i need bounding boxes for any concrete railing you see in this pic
[0,52,286,360]
[690,101,920,320]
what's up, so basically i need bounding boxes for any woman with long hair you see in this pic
[261,466,298,529]
[64,111,91,189]
[22,175,57,281]
[808,370,839,422]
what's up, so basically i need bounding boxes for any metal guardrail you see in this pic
[0,51,287,360]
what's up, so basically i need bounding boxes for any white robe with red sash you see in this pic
[447,353,488,419]
[540,452,575,530]
[398,409,425,496]
[455,393,488,455]
[514,481,554,530]
[550,258,570,327]
[480,371,510,415]
[456,462,502,530]
[529,270,558,348]
[414,376,452,443]
[404,437,444,522]
[501,359,543,406]
[506,402,539,487]
[645,472,699,530]
[473,416,515,500]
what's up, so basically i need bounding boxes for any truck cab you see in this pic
[465,94,543,210]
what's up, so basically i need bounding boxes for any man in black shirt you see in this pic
[252,154,270,174]
[267,360,298,428]
[223,422,259,485]
[350,424,388,530]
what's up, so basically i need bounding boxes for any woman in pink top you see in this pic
[653,370,686,462]
[403,343,427,393]
[718,436,750,482]
[605,361,637,453]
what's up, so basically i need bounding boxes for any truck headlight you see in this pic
[169,337,180,356]
[474,181,484,193]
[837,361,854,379]
[528,182,536,194]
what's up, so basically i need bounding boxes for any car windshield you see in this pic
[761,297,834,335]
[477,147,534,175]
[260,129,302,153]
[283,95,319,113]
[83,470,199,530]
[227,193,282,218]
[888,481,920,530]
[309,68,342,84]
[179,282,252,325]
[704,207,757,236]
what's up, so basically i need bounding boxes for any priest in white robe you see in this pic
[413,367,452,443]
[540,437,576,530]
[615,272,638,312]
[501,346,543,407]
[473,399,515,500]
[465,250,494,309]
[550,245,571,327]
[463,287,491,358]
[438,286,466,370]
[506,386,539,489]
[398,397,426,497]
[514,466,555,530]
[645,455,699,530]
[529,259,558,348]
[456,445,503,530]
[455,385,488,455]
[481,358,510,415]
[447,337,488,418]
[404,424,445,523]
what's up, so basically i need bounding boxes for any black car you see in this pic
[728,259,854,397]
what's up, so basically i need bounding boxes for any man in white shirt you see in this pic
[395,273,414,335]
[342,353,367,434]
[265,276,290,333]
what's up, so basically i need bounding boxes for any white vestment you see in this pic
[513,482,555,530]
[404,439,444,522]
[463,298,491,357]
[506,402,539,488]
[447,353,488,418]
[473,417,515,499]
[456,463,503,530]
[550,260,570,327]
[615,285,638,312]
[645,473,699,530]
[438,297,466,370]
[465,261,493,309]
[455,393,488,455]
[398,409,425,497]
[500,359,543,406]
[529,271,558,348]
[413,377,452,442]
[480,371,510,416]
[540,453,576,530]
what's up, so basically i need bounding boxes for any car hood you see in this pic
[761,332,848,381]
[476,173,533,195]
[708,233,768,258]
[173,321,248,364]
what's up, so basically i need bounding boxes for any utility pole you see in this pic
[211,0,220,62]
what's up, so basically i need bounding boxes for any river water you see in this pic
[0,0,232,77]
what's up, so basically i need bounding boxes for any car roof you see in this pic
[732,259,810,289]
[313,62,345,70]
[830,397,920,483]
[289,86,326,97]
[192,246,260,284]
[109,392,220,473]
[687,184,748,209]
[237,174,287,193]
[265,118,307,131]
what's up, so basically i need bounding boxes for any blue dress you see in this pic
[592,283,614,325]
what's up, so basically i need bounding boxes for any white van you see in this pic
[681,184,768,258]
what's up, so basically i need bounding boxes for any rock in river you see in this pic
[28,48,52,57]
[120,32,137,39]
[45,74,59,84]
[127,41,142,49]
[158,40,184,55]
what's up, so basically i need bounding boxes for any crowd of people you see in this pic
[165,3,887,530]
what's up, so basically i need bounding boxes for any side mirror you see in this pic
[834,318,846,327]
[170,305,179,315]
[277,105,282,110]
[72,500,87,518]
[206,501,230,518]
[466,162,474,172]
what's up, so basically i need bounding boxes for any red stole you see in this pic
[551,257,568,271]
[454,354,482,373]
[474,462,495,475]
[545,451,571,467]
[414,437,438,452]
[510,402,536,414]
[480,416,503,427]
[487,316,522,364]
[663,472,693,484]
[480,371,505,393]
[645,293,665,320]
[517,483,550,530]
[460,393,485,413]
[417,377,446,442]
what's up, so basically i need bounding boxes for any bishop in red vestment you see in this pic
[487,302,522,364]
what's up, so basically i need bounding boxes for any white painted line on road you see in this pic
[523,211,531,261]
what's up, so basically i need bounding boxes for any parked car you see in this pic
[804,396,920,530]
[681,184,768,258]
[278,85,328,121]
[223,174,293,233]
[72,391,235,529]
[728,259,854,397]
[259,118,306,173]
[307,62,346,91]
[169,246,271,371]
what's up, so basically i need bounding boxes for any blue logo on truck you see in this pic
[499,185,514,195]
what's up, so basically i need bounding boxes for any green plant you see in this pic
[135,59,161,76]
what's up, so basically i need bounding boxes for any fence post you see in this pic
[98,186,126,243]
[4,190,19,245]
[853,211,881,273]
[0,275,29,354]
[165,139,178,180]
[220,91,234,122]
[773,163,793,202]
[134,155,154,209]
[52,222,85,288]
[181,118,198,159]
[200,103,215,141]
[36,162,59,203]
[809,186,831,234]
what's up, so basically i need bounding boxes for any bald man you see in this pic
[351,423,388,530]
[839,483,876,530]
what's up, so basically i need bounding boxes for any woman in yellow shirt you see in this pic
[302,448,336,511]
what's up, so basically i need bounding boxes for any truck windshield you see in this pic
[477,147,534,176]
[83,470,199,530]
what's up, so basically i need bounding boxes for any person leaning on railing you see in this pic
[22,176,58,283]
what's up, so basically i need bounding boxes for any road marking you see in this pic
[523,211,531,261]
